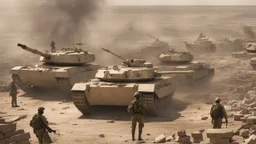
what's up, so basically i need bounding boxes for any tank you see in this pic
[185,33,216,53]
[141,33,170,59]
[71,48,177,116]
[157,49,214,85]
[10,43,100,93]
[232,43,256,59]
[217,38,244,52]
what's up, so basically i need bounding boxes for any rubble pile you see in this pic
[175,130,191,143]
[0,117,31,144]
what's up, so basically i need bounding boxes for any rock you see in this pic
[99,134,105,138]
[6,115,27,123]
[10,132,30,142]
[62,106,70,110]
[154,134,166,143]
[199,129,205,133]
[0,123,16,133]
[175,136,190,143]
[240,129,250,138]
[146,133,150,136]
[245,134,256,144]
[177,130,186,137]
[72,124,78,125]
[246,116,256,125]
[166,135,174,142]
[107,120,114,123]
[201,116,208,120]
[60,112,64,114]
[240,107,250,114]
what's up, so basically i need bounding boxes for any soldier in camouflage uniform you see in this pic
[128,92,145,141]
[210,97,228,129]
[9,81,19,107]
[50,41,56,52]
[30,107,56,144]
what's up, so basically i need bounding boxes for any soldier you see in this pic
[9,81,19,107]
[30,107,56,144]
[50,41,56,52]
[127,92,145,141]
[210,97,228,129]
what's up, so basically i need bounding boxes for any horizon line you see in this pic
[107,4,256,6]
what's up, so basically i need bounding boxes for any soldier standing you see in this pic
[30,107,56,144]
[128,92,145,141]
[9,81,19,107]
[50,41,56,52]
[210,97,228,129]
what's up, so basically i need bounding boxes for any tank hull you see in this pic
[157,62,214,85]
[10,64,99,93]
[185,42,216,53]
[232,51,256,59]
[71,77,175,116]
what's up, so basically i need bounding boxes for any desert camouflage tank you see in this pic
[157,49,214,85]
[10,43,99,93]
[217,38,244,52]
[71,48,178,116]
[141,33,170,59]
[185,33,216,53]
[232,43,256,59]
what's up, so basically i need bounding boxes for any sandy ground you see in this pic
[0,89,244,144]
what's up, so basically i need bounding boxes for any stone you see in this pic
[0,137,11,144]
[245,134,256,144]
[201,116,208,120]
[62,106,70,110]
[107,120,114,123]
[6,115,27,123]
[154,134,166,143]
[206,129,233,138]
[175,136,190,143]
[199,129,205,133]
[166,135,174,142]
[209,137,231,144]
[247,116,256,124]
[234,114,244,121]
[0,133,4,140]
[240,108,250,114]
[249,102,256,108]
[193,137,203,143]
[0,119,5,124]
[10,132,30,142]
[99,134,105,138]
[177,130,186,137]
[240,129,250,138]
[191,131,203,139]
[0,124,16,133]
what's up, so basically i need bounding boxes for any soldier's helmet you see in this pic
[215,97,221,102]
[38,107,45,112]
[134,92,142,98]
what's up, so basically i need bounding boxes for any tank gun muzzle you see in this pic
[17,43,51,59]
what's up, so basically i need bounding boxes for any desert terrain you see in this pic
[0,2,256,144]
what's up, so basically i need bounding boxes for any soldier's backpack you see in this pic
[30,114,43,129]
[211,104,222,119]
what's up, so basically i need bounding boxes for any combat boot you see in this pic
[138,130,143,141]
[132,127,135,141]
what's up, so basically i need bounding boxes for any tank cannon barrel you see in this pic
[102,47,126,61]
[17,43,51,59]
[147,33,158,41]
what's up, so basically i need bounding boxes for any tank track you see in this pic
[71,91,91,115]
[142,92,174,116]
[12,74,34,93]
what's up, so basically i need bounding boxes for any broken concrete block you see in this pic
[246,116,256,125]
[0,133,4,140]
[0,119,5,124]
[0,124,16,133]
[177,130,186,137]
[191,131,203,138]
[155,134,166,143]
[175,136,190,143]
[193,138,203,143]
[240,129,250,138]
[234,114,244,121]
[245,134,256,144]
[209,137,231,144]
[206,129,233,138]
[201,116,208,120]
[11,132,30,142]
[166,135,174,142]
[0,137,11,144]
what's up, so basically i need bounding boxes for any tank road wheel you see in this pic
[71,91,91,115]
[12,74,37,93]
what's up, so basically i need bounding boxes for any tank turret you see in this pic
[158,49,193,63]
[17,43,95,65]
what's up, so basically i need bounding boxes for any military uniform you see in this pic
[50,41,56,52]
[30,107,55,144]
[128,92,145,141]
[210,98,228,129]
[9,82,18,107]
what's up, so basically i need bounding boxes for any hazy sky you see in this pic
[106,0,256,5]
